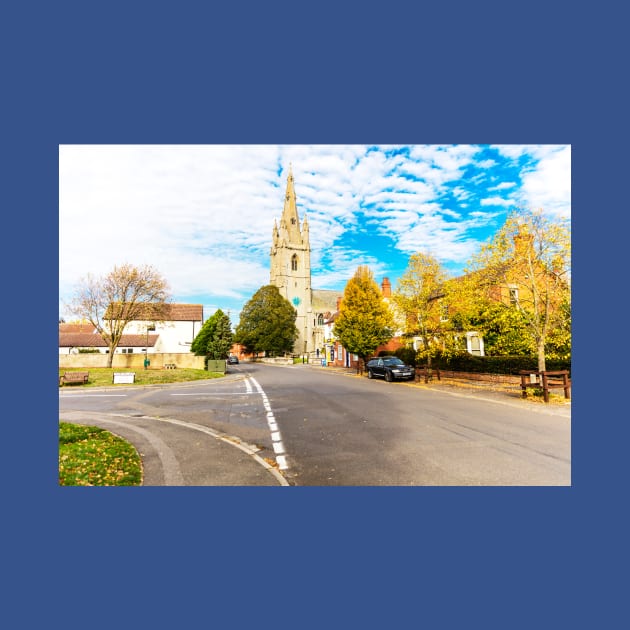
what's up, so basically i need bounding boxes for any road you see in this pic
[59,362,571,486]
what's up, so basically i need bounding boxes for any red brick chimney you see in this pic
[381,277,391,298]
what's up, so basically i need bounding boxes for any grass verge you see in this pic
[59,422,142,486]
[59,367,223,387]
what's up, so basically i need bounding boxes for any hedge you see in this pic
[389,348,570,376]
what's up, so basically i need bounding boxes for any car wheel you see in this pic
[368,369,373,379]
[385,370,393,382]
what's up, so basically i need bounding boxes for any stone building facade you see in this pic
[270,166,341,354]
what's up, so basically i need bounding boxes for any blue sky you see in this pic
[59,144,571,323]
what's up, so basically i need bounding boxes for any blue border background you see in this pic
[4,1,624,628]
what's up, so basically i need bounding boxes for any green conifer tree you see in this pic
[207,310,233,360]
[234,285,298,356]
[191,310,218,356]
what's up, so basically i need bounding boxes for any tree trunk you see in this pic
[358,356,365,375]
[426,353,433,382]
[537,339,546,373]
[106,351,114,368]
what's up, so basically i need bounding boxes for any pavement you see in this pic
[309,363,572,409]
[59,363,570,487]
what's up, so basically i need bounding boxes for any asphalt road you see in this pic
[59,362,571,486]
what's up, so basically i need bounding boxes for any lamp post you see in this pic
[144,325,149,369]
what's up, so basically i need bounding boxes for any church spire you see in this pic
[270,163,313,355]
[281,164,302,243]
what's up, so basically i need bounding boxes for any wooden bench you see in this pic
[59,371,89,386]
[519,370,570,403]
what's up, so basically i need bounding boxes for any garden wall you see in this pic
[437,370,521,385]
[58,353,206,370]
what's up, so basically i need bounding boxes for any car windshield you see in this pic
[382,358,404,366]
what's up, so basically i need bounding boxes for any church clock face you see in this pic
[292,296,301,306]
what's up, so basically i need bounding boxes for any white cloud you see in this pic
[480,196,515,207]
[520,146,571,218]
[489,181,517,191]
[59,144,571,317]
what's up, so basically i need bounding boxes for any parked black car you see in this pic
[366,356,415,382]
[227,355,239,364]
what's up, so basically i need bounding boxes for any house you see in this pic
[59,331,159,355]
[104,303,203,354]
[59,304,203,355]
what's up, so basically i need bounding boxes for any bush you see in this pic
[389,347,419,366]
[383,345,571,376]
[434,353,570,376]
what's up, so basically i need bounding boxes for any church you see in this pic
[269,165,343,355]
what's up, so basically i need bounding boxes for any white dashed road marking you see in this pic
[248,377,289,470]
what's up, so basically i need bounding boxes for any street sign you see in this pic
[113,372,135,384]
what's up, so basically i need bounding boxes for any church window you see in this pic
[291,218,296,225]
[291,255,298,271]
[317,314,324,326]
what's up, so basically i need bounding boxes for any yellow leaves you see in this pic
[58,422,142,486]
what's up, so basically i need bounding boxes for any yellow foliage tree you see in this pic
[392,252,455,369]
[69,263,171,367]
[465,208,570,372]
[333,266,394,373]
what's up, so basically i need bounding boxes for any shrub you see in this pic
[433,353,570,376]
[391,347,419,367]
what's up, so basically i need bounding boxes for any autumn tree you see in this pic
[234,285,298,356]
[333,266,394,373]
[465,208,570,372]
[455,300,534,357]
[191,309,233,361]
[392,252,460,370]
[69,264,171,367]
[542,294,571,361]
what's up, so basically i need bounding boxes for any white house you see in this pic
[115,303,203,354]
[59,304,204,355]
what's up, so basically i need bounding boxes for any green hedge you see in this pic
[439,355,571,375]
[390,348,570,376]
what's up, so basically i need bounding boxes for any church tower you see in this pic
[270,165,313,354]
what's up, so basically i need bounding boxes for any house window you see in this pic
[291,255,298,271]
[509,287,519,306]
[121,348,134,354]
[466,333,484,356]
[440,302,449,322]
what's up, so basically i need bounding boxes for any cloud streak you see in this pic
[59,144,571,319]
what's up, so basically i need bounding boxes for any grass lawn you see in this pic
[58,367,225,485]
[58,366,223,387]
[59,422,143,486]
